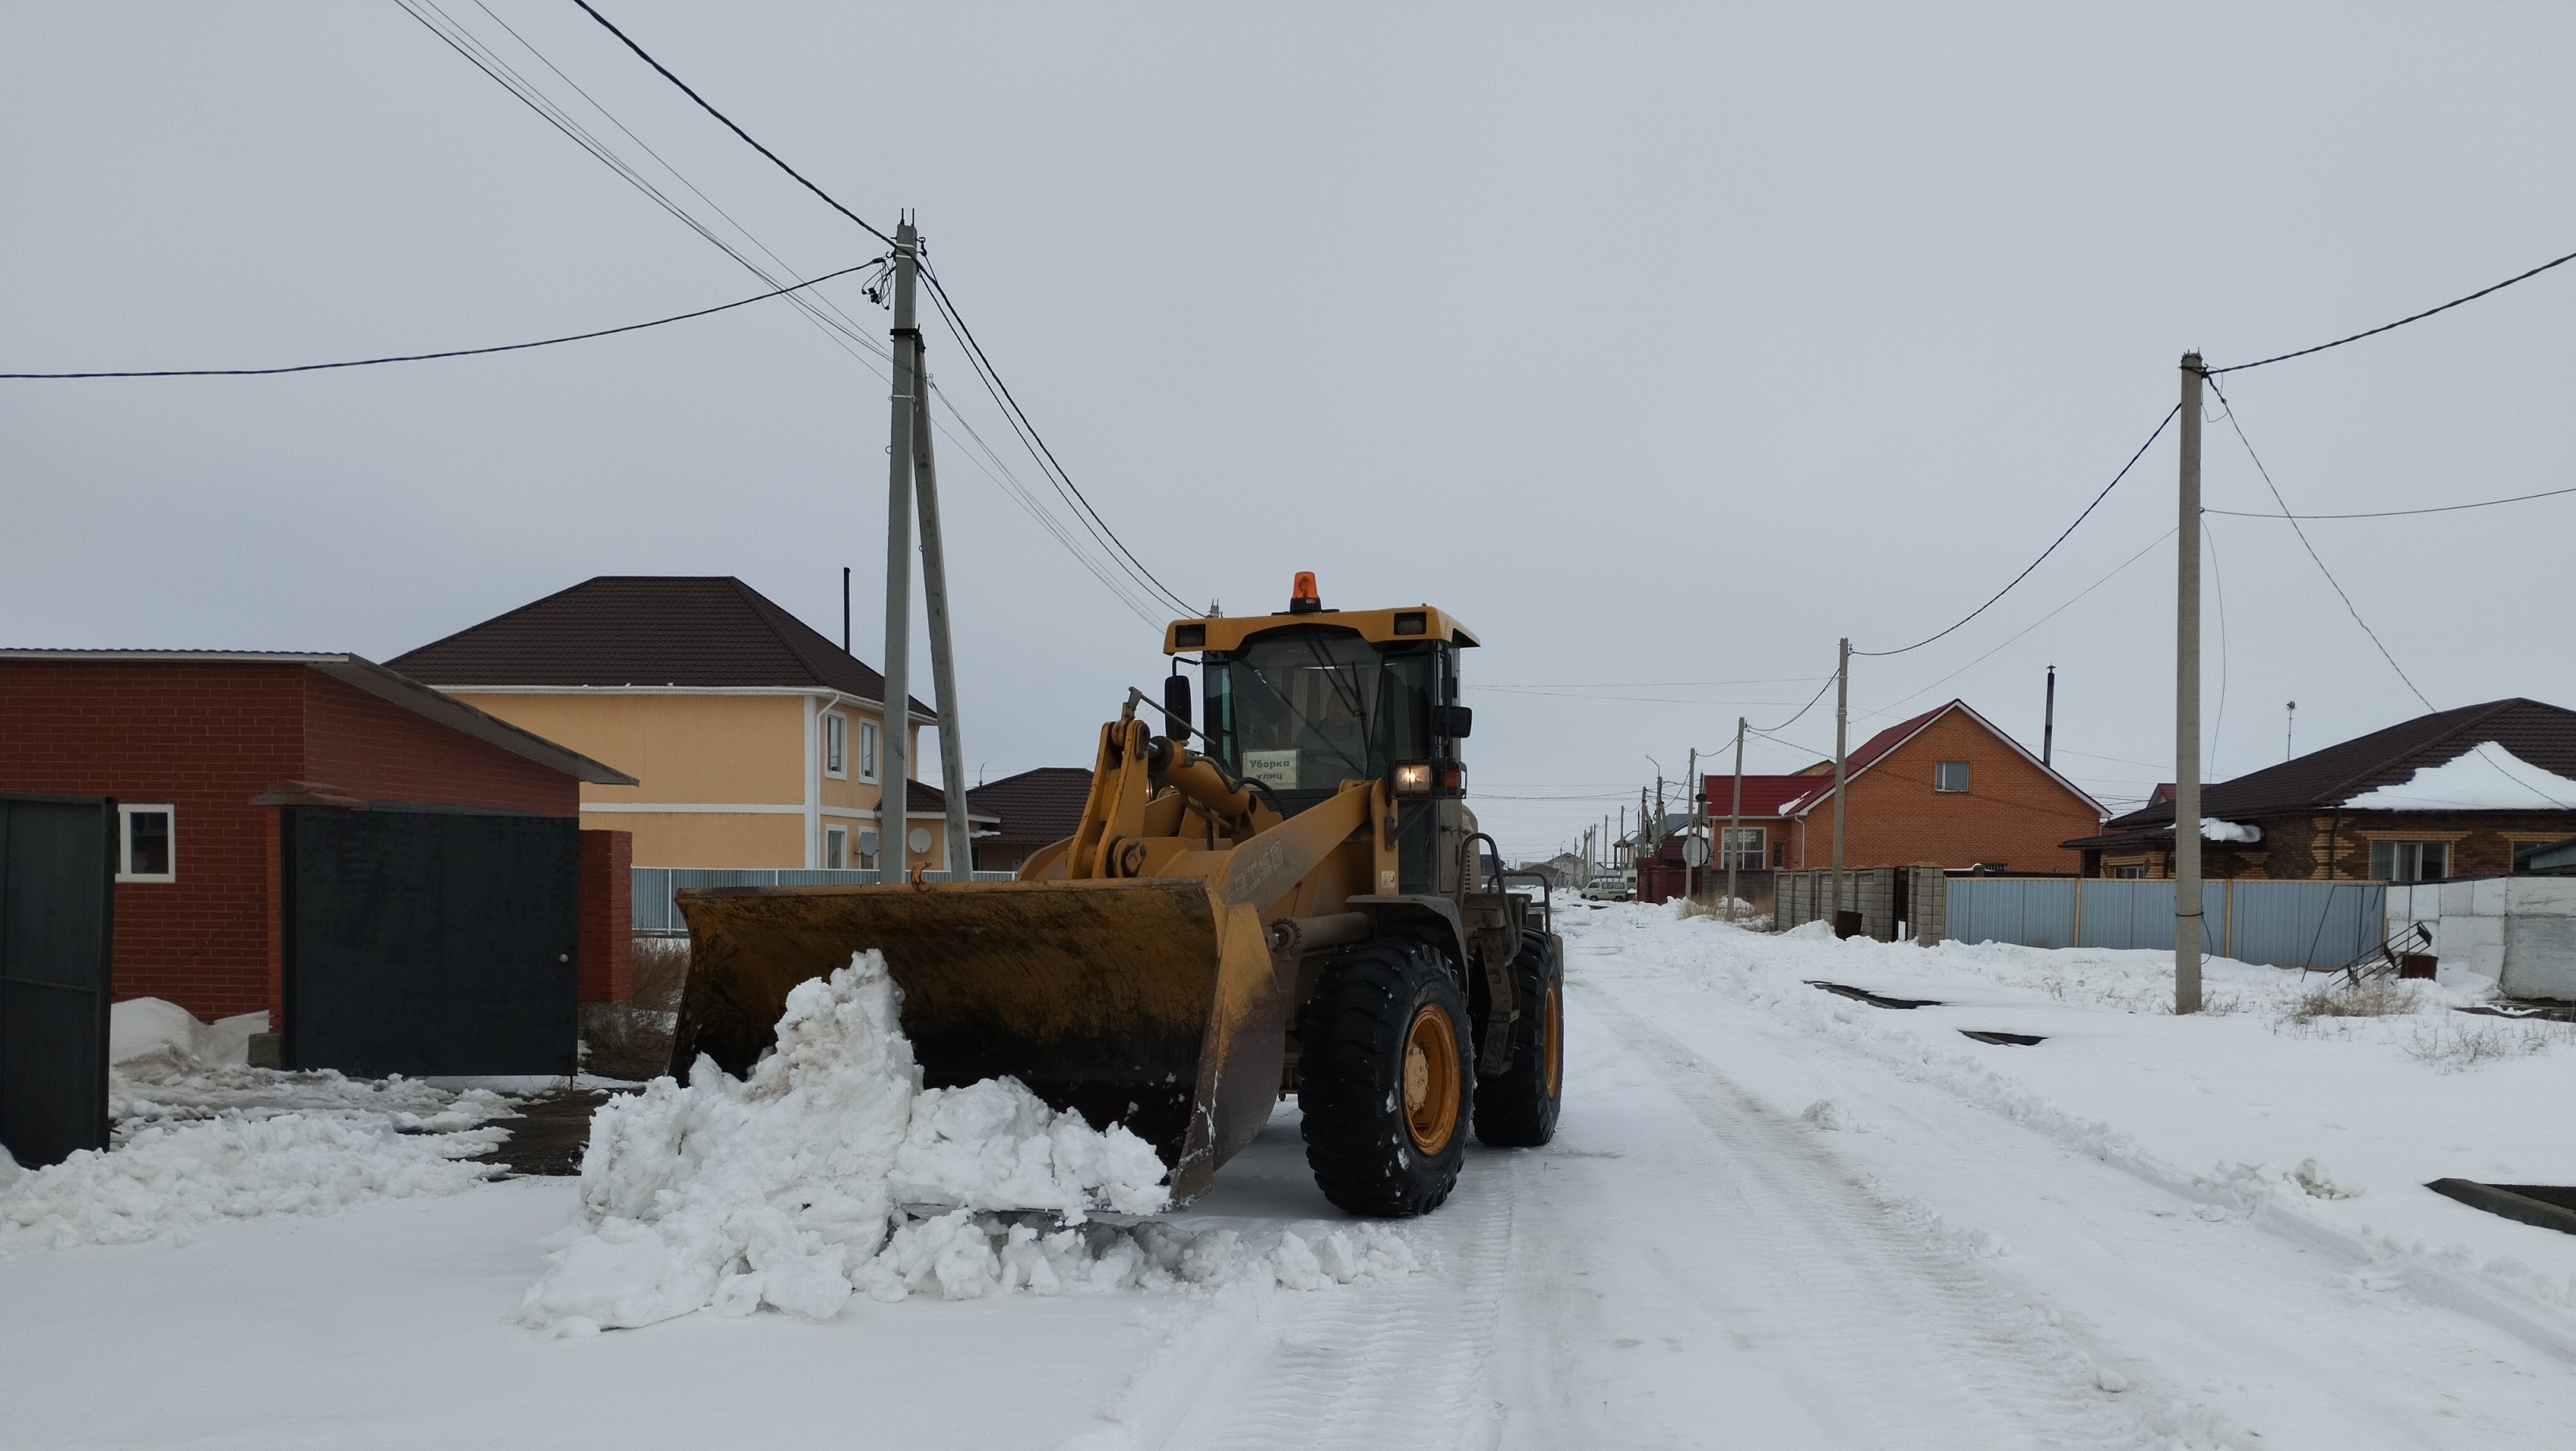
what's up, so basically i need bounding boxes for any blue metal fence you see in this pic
[1944,877,2384,969]
[631,866,1016,935]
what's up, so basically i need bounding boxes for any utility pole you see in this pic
[1686,747,1699,902]
[2175,352,2206,1015]
[1831,638,1850,926]
[842,566,853,654]
[2285,700,2297,761]
[879,219,920,872]
[2043,665,2057,768]
[1726,715,1746,921]
[910,323,973,877]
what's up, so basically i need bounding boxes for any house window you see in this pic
[1770,841,1785,868]
[859,719,881,781]
[118,804,175,883]
[1934,760,1970,793]
[2371,839,2449,883]
[823,825,848,869]
[824,712,848,778]
[1720,826,1765,871]
[2113,864,2146,879]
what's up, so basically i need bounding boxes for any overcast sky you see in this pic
[7,3,2574,860]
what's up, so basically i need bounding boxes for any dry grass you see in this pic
[2402,1017,2572,1072]
[2282,976,2420,1027]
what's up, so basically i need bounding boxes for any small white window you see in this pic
[823,825,848,869]
[118,804,176,883]
[1933,760,1970,793]
[2371,839,2448,883]
[2113,864,2146,880]
[859,719,881,781]
[1720,825,1765,872]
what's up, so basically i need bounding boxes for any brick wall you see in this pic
[1785,708,2100,873]
[1,662,304,1019]
[577,829,632,1002]
[0,659,583,1023]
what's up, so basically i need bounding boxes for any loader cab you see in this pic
[1166,585,1479,894]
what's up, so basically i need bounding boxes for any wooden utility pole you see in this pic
[1726,715,1746,920]
[1685,748,1698,901]
[2043,665,2057,767]
[1830,637,1850,925]
[2175,352,2206,1014]
[878,219,919,870]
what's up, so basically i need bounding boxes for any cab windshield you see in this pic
[1206,629,1434,797]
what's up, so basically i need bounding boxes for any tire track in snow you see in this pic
[1167,1165,1509,1451]
[1578,985,2192,1449]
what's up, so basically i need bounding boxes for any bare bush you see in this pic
[631,935,692,1016]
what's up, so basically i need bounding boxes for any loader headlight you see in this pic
[1394,762,1433,795]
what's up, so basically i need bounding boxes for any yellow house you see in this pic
[388,576,989,870]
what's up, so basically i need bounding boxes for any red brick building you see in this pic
[0,651,633,1029]
[1704,700,2103,875]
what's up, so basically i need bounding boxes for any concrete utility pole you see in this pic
[879,219,920,870]
[911,326,974,878]
[1831,637,1850,924]
[1686,747,1699,902]
[2175,352,2206,1014]
[1727,715,1746,921]
[2043,665,2057,767]
[2285,700,2297,761]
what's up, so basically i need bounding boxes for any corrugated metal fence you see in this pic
[632,867,1016,935]
[1942,877,2385,969]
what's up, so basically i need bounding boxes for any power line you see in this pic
[1749,673,1838,735]
[919,264,1198,616]
[561,0,1195,619]
[2207,484,2576,519]
[2208,245,2576,375]
[0,261,883,379]
[568,0,896,247]
[1855,404,2180,658]
[2205,377,2434,712]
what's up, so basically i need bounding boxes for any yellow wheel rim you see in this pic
[1402,1003,1461,1154]
[1543,978,1563,1098]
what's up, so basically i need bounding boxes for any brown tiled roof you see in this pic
[902,777,996,820]
[966,767,1093,843]
[2110,698,2576,827]
[387,576,932,717]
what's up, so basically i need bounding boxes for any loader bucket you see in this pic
[669,878,1289,1201]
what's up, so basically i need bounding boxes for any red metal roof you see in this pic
[1697,774,1832,818]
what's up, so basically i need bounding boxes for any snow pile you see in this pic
[2342,740,2576,811]
[2201,818,2261,843]
[108,997,268,1074]
[1,1113,501,1249]
[526,950,1399,1332]
[1,998,514,1246]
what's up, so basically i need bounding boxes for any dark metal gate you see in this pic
[1,794,115,1169]
[283,807,577,1078]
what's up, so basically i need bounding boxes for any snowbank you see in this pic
[521,952,1410,1332]
[2342,741,2576,811]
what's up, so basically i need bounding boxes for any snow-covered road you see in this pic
[9,904,2573,1448]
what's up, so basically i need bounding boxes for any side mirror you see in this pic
[1163,673,1194,738]
[1431,703,1473,740]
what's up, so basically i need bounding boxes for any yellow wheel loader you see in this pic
[669,574,1564,1216]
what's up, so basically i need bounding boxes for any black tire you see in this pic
[1297,939,1474,1217]
[1474,929,1565,1147]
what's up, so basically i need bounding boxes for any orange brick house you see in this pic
[1705,699,2103,874]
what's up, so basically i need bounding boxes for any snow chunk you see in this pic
[519,951,1187,1331]
[2342,741,2576,812]
[2200,818,2260,843]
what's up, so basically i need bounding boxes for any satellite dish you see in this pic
[908,827,934,854]
[1682,834,1710,866]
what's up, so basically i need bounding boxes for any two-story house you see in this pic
[389,576,989,871]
